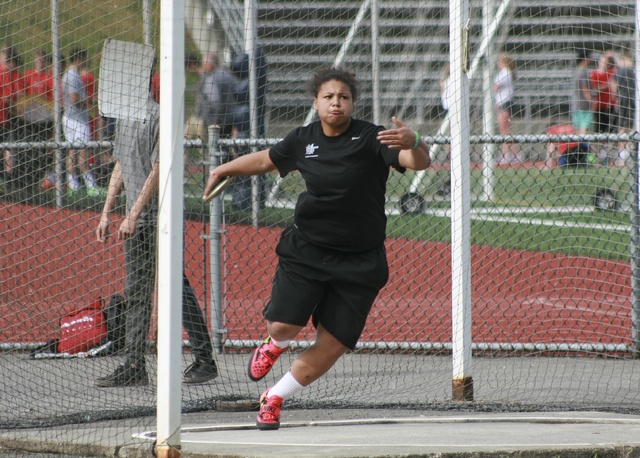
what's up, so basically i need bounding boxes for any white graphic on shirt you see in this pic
[305,143,319,158]
[351,136,360,140]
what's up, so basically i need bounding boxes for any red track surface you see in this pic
[1,201,632,346]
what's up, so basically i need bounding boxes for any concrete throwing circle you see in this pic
[136,414,640,457]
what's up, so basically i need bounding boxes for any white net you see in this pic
[1,0,640,454]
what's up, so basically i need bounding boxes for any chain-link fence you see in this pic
[2,0,640,454]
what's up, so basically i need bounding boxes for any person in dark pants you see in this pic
[231,49,267,138]
[230,49,268,211]
[95,95,218,387]
[203,66,430,429]
[195,52,237,138]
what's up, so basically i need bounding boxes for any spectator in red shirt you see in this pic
[22,50,57,189]
[22,49,54,130]
[590,51,618,164]
[24,49,54,103]
[0,46,14,130]
[8,51,25,98]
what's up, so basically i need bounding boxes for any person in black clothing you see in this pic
[195,52,237,138]
[203,66,430,430]
[231,49,267,138]
[230,49,268,210]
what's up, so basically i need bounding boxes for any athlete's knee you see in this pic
[312,327,349,360]
[266,320,302,340]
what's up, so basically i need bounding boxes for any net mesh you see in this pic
[1,0,640,453]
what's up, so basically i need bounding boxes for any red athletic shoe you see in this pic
[248,337,284,381]
[256,389,283,430]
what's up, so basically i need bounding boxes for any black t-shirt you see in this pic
[269,118,405,252]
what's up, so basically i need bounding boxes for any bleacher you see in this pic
[213,0,636,127]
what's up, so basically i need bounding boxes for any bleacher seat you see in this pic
[233,0,636,126]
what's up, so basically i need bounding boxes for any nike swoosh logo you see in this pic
[351,137,360,140]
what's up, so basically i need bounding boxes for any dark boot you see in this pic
[95,362,148,387]
[183,357,218,384]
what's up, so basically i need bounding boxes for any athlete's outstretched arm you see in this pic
[203,149,276,200]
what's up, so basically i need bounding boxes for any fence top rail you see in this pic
[215,132,639,148]
[0,139,209,150]
[12,132,634,152]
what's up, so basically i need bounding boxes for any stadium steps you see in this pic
[247,0,636,123]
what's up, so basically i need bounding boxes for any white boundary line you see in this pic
[269,198,630,232]
[408,205,630,232]
[133,414,640,441]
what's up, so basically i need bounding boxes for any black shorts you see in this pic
[264,225,389,350]
[593,108,617,133]
[618,103,633,130]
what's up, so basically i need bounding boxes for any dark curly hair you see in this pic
[308,66,358,102]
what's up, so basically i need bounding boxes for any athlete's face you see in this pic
[313,79,353,135]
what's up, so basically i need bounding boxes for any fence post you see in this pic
[450,0,474,400]
[207,125,226,352]
[632,136,640,355]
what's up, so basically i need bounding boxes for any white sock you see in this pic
[269,371,305,400]
[83,172,97,189]
[67,174,80,190]
[270,337,290,349]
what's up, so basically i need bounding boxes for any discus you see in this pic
[204,176,233,202]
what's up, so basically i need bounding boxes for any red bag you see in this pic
[58,299,108,354]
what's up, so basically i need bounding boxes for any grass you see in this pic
[217,163,635,261]
[0,0,159,73]
[217,201,631,261]
[4,159,633,261]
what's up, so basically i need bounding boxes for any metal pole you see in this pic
[245,0,260,227]
[156,0,185,454]
[143,0,152,45]
[631,0,640,354]
[450,0,473,400]
[207,125,225,353]
[371,0,380,125]
[635,0,640,137]
[631,137,640,355]
[481,0,496,202]
[51,0,64,209]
